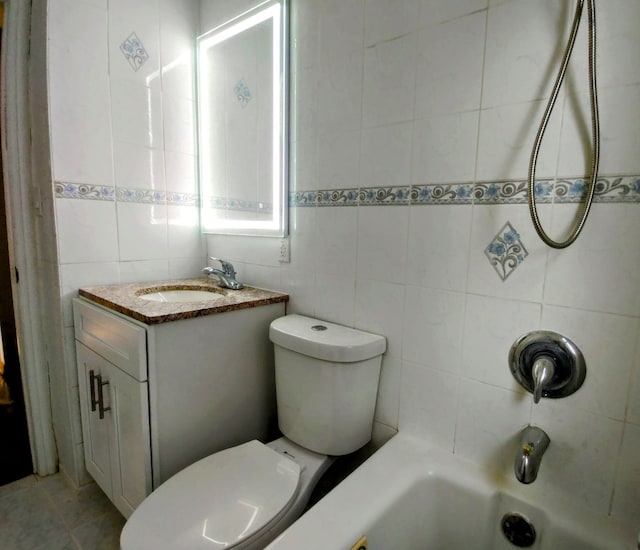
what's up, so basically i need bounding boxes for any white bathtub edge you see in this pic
[266,433,637,550]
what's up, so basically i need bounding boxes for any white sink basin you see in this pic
[138,289,224,303]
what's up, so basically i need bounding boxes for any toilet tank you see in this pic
[269,315,386,456]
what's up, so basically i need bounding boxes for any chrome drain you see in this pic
[501,512,536,547]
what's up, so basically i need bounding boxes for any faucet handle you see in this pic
[209,257,236,276]
[532,356,555,404]
[509,331,586,405]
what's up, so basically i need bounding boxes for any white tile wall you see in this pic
[399,361,459,451]
[461,295,541,390]
[362,34,417,128]
[611,422,640,522]
[412,110,480,184]
[205,0,640,523]
[317,130,361,190]
[476,99,562,181]
[113,142,166,192]
[360,122,413,188]
[50,0,203,298]
[55,199,120,264]
[406,205,472,292]
[356,206,409,284]
[48,0,204,484]
[414,12,486,119]
[46,0,640,523]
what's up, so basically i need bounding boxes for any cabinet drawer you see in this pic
[73,299,147,381]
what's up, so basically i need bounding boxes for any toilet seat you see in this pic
[120,440,301,550]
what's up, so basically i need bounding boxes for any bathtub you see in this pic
[266,433,636,550]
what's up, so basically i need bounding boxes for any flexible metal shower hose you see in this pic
[527,0,600,249]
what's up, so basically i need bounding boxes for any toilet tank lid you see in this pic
[269,314,386,363]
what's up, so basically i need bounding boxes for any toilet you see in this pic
[120,314,386,550]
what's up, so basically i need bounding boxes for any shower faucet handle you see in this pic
[532,356,555,404]
[509,331,586,404]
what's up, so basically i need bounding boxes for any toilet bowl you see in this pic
[120,315,385,549]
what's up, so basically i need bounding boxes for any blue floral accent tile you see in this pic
[556,176,640,203]
[234,78,252,107]
[206,196,272,213]
[116,188,165,204]
[208,196,225,209]
[472,180,553,204]
[54,182,115,201]
[533,180,554,201]
[119,33,149,72]
[290,191,317,207]
[359,186,410,205]
[167,192,199,206]
[554,178,587,203]
[410,183,474,204]
[317,189,359,207]
[484,222,528,282]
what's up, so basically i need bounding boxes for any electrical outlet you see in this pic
[279,237,290,263]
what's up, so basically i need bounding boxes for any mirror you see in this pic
[197,0,288,237]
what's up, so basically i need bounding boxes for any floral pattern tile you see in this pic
[167,192,199,207]
[290,191,317,207]
[120,32,149,71]
[317,188,359,207]
[116,187,165,204]
[233,78,252,107]
[473,180,553,204]
[359,186,410,205]
[119,32,149,72]
[556,175,640,203]
[206,195,273,214]
[484,222,528,281]
[410,183,474,204]
[289,176,640,208]
[57,175,640,210]
[54,183,115,201]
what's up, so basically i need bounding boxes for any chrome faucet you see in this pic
[202,257,244,290]
[514,425,550,484]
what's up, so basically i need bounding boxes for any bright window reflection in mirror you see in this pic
[197,0,288,237]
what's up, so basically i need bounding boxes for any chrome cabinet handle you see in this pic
[89,370,98,412]
[95,374,111,420]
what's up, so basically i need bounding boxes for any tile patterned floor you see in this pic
[0,474,125,549]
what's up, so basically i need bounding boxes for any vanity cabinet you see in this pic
[73,294,286,519]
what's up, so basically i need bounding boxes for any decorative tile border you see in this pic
[116,187,165,204]
[55,182,198,207]
[289,191,317,207]
[360,186,410,205]
[56,175,640,208]
[167,192,198,207]
[411,183,474,205]
[556,175,640,203]
[317,188,359,207]
[473,180,553,204]
[290,175,640,207]
[54,182,115,201]
[206,196,273,214]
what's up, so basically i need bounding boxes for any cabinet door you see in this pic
[76,343,113,498]
[107,362,152,518]
[76,342,152,519]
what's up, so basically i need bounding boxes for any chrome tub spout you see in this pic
[515,425,550,484]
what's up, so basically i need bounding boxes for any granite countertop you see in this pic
[78,277,289,325]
